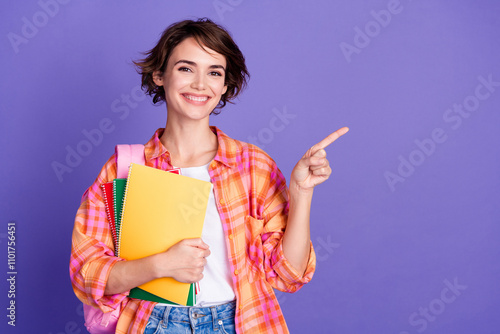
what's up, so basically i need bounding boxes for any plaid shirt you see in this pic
[70,127,316,333]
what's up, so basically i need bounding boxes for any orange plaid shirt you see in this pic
[70,127,316,333]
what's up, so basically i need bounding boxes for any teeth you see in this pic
[185,95,208,102]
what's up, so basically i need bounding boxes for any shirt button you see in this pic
[238,305,243,310]
[234,269,239,275]
[219,198,225,205]
[210,161,217,169]
[228,233,233,240]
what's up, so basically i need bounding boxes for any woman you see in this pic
[70,18,348,333]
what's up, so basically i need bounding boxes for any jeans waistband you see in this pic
[150,300,236,327]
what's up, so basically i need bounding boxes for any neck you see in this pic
[160,116,218,168]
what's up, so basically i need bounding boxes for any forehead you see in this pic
[169,37,226,67]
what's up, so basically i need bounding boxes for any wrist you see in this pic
[149,253,167,279]
[289,181,314,200]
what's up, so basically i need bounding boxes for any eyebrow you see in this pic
[174,59,226,71]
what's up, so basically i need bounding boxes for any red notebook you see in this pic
[101,182,118,252]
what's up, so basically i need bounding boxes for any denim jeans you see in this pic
[144,300,236,334]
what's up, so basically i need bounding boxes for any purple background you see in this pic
[1,1,499,333]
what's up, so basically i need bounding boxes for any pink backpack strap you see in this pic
[115,144,145,178]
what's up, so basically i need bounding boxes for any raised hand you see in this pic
[290,127,349,193]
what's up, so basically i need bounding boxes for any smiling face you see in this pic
[153,37,228,122]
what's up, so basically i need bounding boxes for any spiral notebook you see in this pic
[113,178,127,241]
[117,163,211,306]
[101,182,118,249]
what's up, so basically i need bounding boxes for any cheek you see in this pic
[213,81,227,95]
[164,77,187,97]
[165,71,189,86]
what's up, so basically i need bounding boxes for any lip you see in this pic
[181,93,211,105]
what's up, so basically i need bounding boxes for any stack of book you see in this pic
[101,163,211,306]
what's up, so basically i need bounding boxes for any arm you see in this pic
[282,127,349,275]
[244,150,315,293]
[281,186,313,276]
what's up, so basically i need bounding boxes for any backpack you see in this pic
[83,144,145,334]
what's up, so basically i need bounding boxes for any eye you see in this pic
[178,67,192,72]
[209,71,223,77]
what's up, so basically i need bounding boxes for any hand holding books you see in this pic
[150,238,210,284]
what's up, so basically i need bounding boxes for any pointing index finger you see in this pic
[313,127,349,151]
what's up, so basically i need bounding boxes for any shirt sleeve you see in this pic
[248,149,316,293]
[69,154,129,312]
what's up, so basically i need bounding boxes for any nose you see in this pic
[191,72,206,91]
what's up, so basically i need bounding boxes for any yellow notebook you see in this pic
[118,163,212,305]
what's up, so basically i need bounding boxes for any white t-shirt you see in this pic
[157,163,235,307]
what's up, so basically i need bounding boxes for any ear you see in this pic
[222,84,228,95]
[152,70,164,87]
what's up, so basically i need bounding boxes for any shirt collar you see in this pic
[144,126,238,168]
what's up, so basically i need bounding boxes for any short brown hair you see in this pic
[133,18,249,114]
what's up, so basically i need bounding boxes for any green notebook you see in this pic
[112,178,127,243]
[129,284,196,305]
